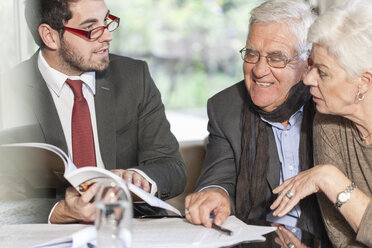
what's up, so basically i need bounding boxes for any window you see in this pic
[108,0,265,142]
[3,0,328,141]
[0,0,34,129]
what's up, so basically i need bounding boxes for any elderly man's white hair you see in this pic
[248,0,316,61]
[308,0,372,78]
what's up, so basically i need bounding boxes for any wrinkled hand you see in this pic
[184,187,230,228]
[111,169,151,193]
[270,165,328,217]
[273,224,310,248]
[50,185,96,223]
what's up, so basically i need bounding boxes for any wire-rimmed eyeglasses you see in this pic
[239,47,298,69]
[63,14,120,41]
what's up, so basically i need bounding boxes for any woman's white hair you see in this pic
[308,0,372,78]
[249,0,316,61]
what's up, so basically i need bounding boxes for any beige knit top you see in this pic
[313,113,372,248]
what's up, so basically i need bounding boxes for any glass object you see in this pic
[64,14,120,41]
[95,179,132,248]
[239,47,299,68]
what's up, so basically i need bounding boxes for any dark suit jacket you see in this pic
[1,52,187,220]
[195,81,326,239]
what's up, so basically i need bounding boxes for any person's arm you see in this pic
[131,62,187,200]
[49,185,96,223]
[356,202,372,246]
[185,94,240,227]
[271,113,372,247]
[270,164,371,232]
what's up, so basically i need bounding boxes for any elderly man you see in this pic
[185,0,324,238]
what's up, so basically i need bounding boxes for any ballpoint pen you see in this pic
[212,223,233,236]
[210,212,234,236]
[138,215,185,219]
[138,214,233,236]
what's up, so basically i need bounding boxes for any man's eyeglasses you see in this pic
[63,14,120,41]
[239,47,298,69]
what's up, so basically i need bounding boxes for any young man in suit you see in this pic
[3,0,186,223]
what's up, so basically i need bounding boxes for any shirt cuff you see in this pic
[127,168,158,196]
[48,200,63,224]
[198,185,229,196]
[356,200,372,247]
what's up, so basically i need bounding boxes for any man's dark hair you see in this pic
[25,0,77,47]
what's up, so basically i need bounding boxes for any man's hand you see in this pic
[111,169,151,193]
[184,187,231,228]
[50,185,96,223]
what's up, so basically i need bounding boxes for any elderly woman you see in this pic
[270,0,372,247]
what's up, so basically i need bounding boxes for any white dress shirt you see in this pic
[37,51,157,222]
[38,51,105,168]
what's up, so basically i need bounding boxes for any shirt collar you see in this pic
[37,50,96,96]
[261,106,304,130]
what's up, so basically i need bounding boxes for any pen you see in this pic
[212,223,233,236]
[140,214,233,235]
[210,212,234,236]
[138,215,185,219]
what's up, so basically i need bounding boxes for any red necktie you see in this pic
[66,79,96,168]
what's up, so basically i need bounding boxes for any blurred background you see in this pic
[0,0,346,143]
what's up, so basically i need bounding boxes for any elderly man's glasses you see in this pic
[239,47,298,69]
[63,14,120,41]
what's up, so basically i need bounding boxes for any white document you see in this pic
[30,226,96,248]
[132,216,276,248]
[25,216,276,248]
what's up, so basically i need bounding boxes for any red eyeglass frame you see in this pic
[63,14,120,41]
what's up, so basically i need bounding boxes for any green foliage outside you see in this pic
[108,0,265,109]
[0,0,265,110]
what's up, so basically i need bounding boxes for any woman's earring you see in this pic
[357,91,365,101]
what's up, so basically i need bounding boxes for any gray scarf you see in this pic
[235,81,313,220]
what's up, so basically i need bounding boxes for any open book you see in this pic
[0,142,181,216]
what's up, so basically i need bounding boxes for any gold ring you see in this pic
[287,242,295,248]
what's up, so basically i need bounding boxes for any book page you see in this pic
[0,143,72,188]
[68,167,182,215]
[1,142,182,216]
[128,183,182,216]
[1,142,77,174]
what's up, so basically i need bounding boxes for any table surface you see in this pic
[0,219,328,248]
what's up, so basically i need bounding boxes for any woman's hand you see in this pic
[270,164,332,217]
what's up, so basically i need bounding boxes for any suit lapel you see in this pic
[26,54,68,154]
[25,52,117,168]
[95,73,116,170]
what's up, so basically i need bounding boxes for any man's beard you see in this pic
[59,38,110,74]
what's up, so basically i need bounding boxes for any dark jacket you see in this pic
[0,52,187,222]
